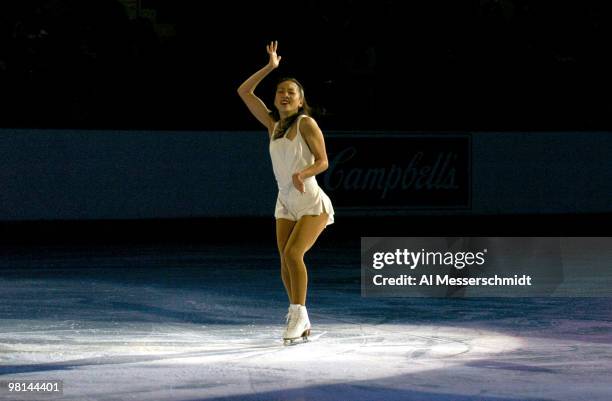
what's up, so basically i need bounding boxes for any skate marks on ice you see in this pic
[0,316,609,401]
[0,323,286,371]
[1,294,609,401]
[1,249,611,401]
[0,315,526,401]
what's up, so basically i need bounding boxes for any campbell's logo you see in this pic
[325,147,459,199]
[319,134,471,210]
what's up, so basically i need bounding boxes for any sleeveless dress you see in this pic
[269,115,334,227]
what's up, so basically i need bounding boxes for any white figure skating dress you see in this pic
[269,115,334,226]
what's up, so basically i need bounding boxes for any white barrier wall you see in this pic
[1,129,611,220]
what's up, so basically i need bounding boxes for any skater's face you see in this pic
[274,81,303,116]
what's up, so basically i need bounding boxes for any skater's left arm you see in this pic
[293,117,329,191]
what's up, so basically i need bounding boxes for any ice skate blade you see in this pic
[283,329,311,346]
[283,337,309,346]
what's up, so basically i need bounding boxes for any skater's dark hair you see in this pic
[270,77,312,140]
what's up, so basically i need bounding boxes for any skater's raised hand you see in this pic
[267,41,282,69]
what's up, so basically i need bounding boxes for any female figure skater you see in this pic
[237,41,334,345]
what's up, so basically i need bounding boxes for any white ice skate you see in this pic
[283,304,311,346]
[283,306,292,335]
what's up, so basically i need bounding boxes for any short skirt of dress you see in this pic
[274,186,334,227]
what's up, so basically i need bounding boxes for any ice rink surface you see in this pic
[0,244,611,401]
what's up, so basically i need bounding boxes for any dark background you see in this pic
[1,0,611,132]
[2,0,612,245]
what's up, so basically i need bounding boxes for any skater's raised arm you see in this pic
[237,41,282,134]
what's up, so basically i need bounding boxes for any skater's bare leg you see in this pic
[276,218,297,303]
[283,213,328,306]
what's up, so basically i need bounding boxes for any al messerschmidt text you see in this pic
[373,274,532,286]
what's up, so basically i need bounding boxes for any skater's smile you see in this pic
[275,81,303,116]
